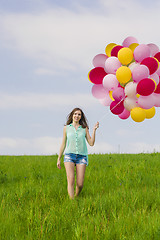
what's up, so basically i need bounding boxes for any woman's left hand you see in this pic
[94,121,99,130]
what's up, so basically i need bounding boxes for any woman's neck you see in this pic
[72,121,80,127]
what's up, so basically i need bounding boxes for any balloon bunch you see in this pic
[88,36,160,122]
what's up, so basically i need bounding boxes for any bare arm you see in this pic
[86,122,99,146]
[57,126,67,169]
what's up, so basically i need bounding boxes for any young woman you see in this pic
[57,107,99,199]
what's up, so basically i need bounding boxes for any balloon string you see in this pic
[98,97,125,122]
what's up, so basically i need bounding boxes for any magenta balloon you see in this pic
[92,54,108,68]
[134,44,150,62]
[103,74,119,91]
[110,100,124,115]
[99,94,113,106]
[154,82,160,93]
[118,108,130,119]
[147,43,159,57]
[112,87,125,102]
[104,57,121,74]
[89,67,107,84]
[132,64,150,83]
[138,95,155,109]
[122,36,139,47]
[141,57,159,75]
[91,84,107,99]
[111,45,123,57]
[137,78,155,96]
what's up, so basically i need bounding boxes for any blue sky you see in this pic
[0,0,160,155]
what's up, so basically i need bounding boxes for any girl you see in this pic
[57,107,99,199]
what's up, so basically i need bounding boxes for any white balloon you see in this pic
[124,97,138,111]
[125,82,137,97]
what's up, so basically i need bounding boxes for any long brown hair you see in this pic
[66,108,89,128]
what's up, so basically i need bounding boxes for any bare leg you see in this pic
[76,164,86,197]
[64,162,75,199]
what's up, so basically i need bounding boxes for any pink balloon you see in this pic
[134,44,150,62]
[110,100,124,115]
[129,62,140,72]
[99,94,113,106]
[150,73,159,85]
[91,84,107,99]
[147,43,159,57]
[103,74,119,91]
[118,108,130,119]
[122,36,139,47]
[132,64,150,82]
[93,54,108,68]
[154,93,160,107]
[104,57,121,74]
[138,95,155,109]
[112,87,125,101]
[155,67,160,76]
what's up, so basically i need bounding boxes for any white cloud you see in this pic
[125,142,160,154]
[1,0,160,74]
[116,129,143,137]
[88,141,116,154]
[0,92,96,110]
[34,68,66,76]
[0,137,62,155]
[0,137,159,155]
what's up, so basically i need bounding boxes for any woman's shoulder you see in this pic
[64,124,71,132]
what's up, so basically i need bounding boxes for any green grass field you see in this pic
[0,153,160,240]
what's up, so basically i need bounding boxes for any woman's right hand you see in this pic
[57,159,61,169]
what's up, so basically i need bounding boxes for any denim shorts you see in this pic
[64,153,88,166]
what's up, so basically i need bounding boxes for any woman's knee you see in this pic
[67,176,75,186]
[76,182,83,189]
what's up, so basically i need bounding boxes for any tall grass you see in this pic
[0,153,160,239]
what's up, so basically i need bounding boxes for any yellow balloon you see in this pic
[151,79,157,90]
[129,43,139,52]
[109,91,114,101]
[144,107,156,119]
[118,47,133,65]
[153,57,159,69]
[131,107,146,122]
[105,43,117,57]
[88,70,92,82]
[116,66,132,84]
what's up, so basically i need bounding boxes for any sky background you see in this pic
[0,0,160,155]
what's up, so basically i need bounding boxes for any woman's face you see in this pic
[72,110,82,123]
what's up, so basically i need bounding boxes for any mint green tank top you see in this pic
[65,124,88,156]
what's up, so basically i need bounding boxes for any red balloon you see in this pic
[137,78,155,96]
[110,100,124,115]
[154,52,160,62]
[155,81,160,94]
[89,67,107,84]
[141,57,158,75]
[111,45,123,57]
